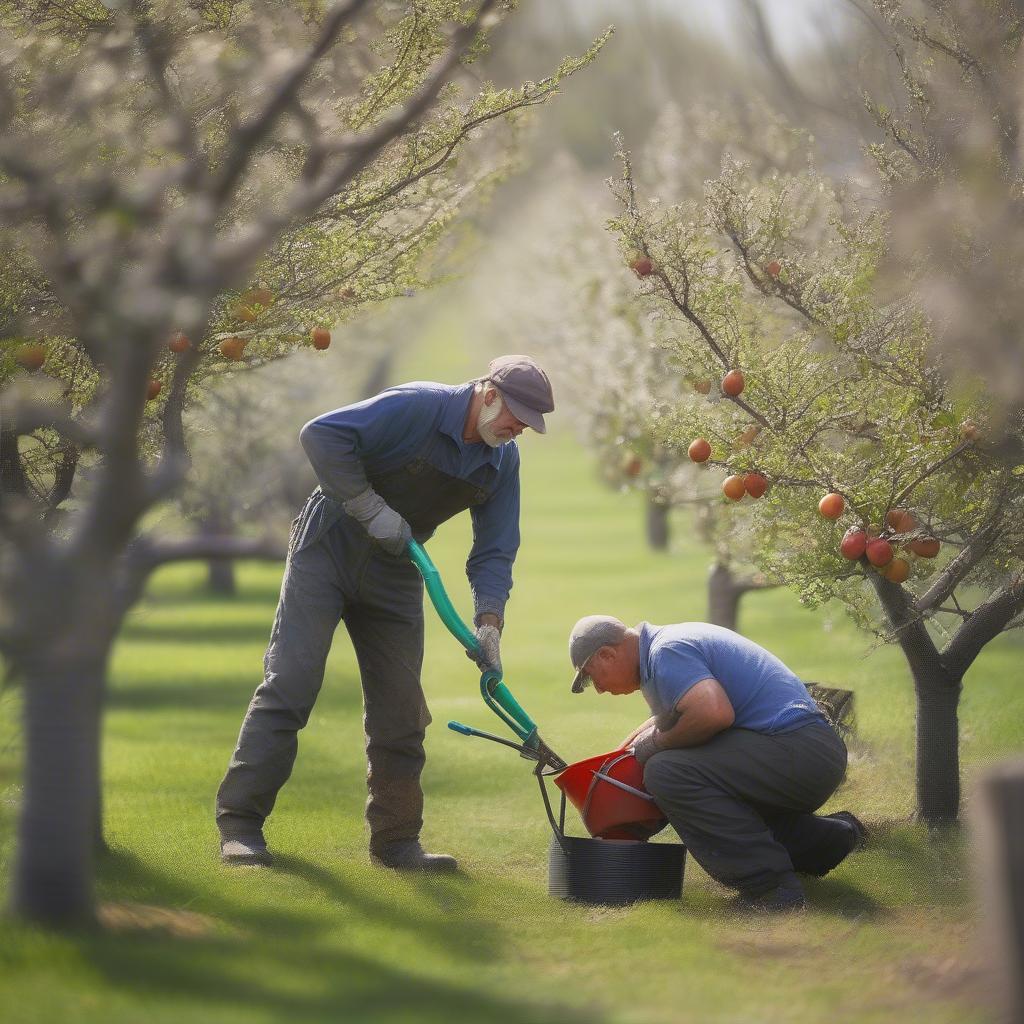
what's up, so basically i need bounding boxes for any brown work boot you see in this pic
[370,839,458,873]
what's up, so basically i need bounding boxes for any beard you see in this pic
[477,392,509,447]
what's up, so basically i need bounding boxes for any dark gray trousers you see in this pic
[216,515,431,854]
[642,722,848,895]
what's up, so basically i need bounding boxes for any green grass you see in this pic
[0,328,1019,1022]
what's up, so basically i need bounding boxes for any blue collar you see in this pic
[440,381,506,464]
[637,622,654,688]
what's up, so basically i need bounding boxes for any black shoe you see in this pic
[825,811,868,850]
[371,840,458,873]
[220,834,274,866]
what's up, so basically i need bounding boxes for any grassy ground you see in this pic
[1,326,1020,1023]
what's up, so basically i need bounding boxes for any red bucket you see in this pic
[553,749,668,841]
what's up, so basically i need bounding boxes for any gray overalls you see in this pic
[216,442,497,854]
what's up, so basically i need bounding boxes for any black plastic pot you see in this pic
[535,760,686,906]
[547,834,686,906]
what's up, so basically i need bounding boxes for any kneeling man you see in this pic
[568,616,864,911]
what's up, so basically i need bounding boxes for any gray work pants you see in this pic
[642,722,848,895]
[216,514,431,854]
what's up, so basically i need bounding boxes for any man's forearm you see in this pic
[654,711,731,751]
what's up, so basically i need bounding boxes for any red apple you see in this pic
[688,438,712,463]
[691,378,712,395]
[311,327,331,350]
[168,331,191,353]
[629,255,654,278]
[722,475,746,501]
[818,493,845,520]
[146,378,162,401]
[840,528,867,560]
[721,369,745,397]
[765,260,782,279]
[866,537,894,567]
[743,473,768,499]
[910,537,940,558]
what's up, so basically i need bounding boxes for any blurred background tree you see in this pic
[0,0,605,925]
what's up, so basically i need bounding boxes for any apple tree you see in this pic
[0,0,605,925]
[609,130,1024,825]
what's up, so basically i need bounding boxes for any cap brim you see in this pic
[571,668,590,693]
[498,390,547,434]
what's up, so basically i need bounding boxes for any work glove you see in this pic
[468,622,502,675]
[630,725,661,766]
[342,486,412,556]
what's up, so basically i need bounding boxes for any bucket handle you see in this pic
[591,770,657,803]
[581,751,657,822]
[536,761,570,857]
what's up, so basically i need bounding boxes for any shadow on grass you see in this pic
[804,876,887,918]
[86,848,600,1024]
[106,677,365,715]
[121,622,273,645]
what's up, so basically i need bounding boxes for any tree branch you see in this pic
[943,575,1024,679]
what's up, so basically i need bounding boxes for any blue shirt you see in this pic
[638,622,826,734]
[298,381,520,616]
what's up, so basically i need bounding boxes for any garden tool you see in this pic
[406,539,566,771]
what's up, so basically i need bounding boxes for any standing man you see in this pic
[567,616,865,911]
[217,355,554,872]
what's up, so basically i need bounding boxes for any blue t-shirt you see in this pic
[638,622,826,735]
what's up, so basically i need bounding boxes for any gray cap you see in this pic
[569,615,628,693]
[486,355,554,434]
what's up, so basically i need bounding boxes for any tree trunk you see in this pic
[870,572,963,823]
[207,556,236,595]
[199,513,236,595]
[12,653,106,925]
[914,675,963,824]
[707,561,744,632]
[974,758,1024,1024]
[645,495,670,551]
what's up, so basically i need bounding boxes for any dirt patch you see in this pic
[97,901,227,939]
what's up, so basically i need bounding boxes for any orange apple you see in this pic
[722,369,745,397]
[909,537,940,558]
[818,493,845,519]
[885,508,917,533]
[882,557,911,583]
[722,475,746,501]
[736,425,760,447]
[691,378,712,395]
[14,343,46,371]
[311,328,331,350]
[219,336,248,361]
[688,438,712,463]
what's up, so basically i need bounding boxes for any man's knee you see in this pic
[642,749,704,798]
